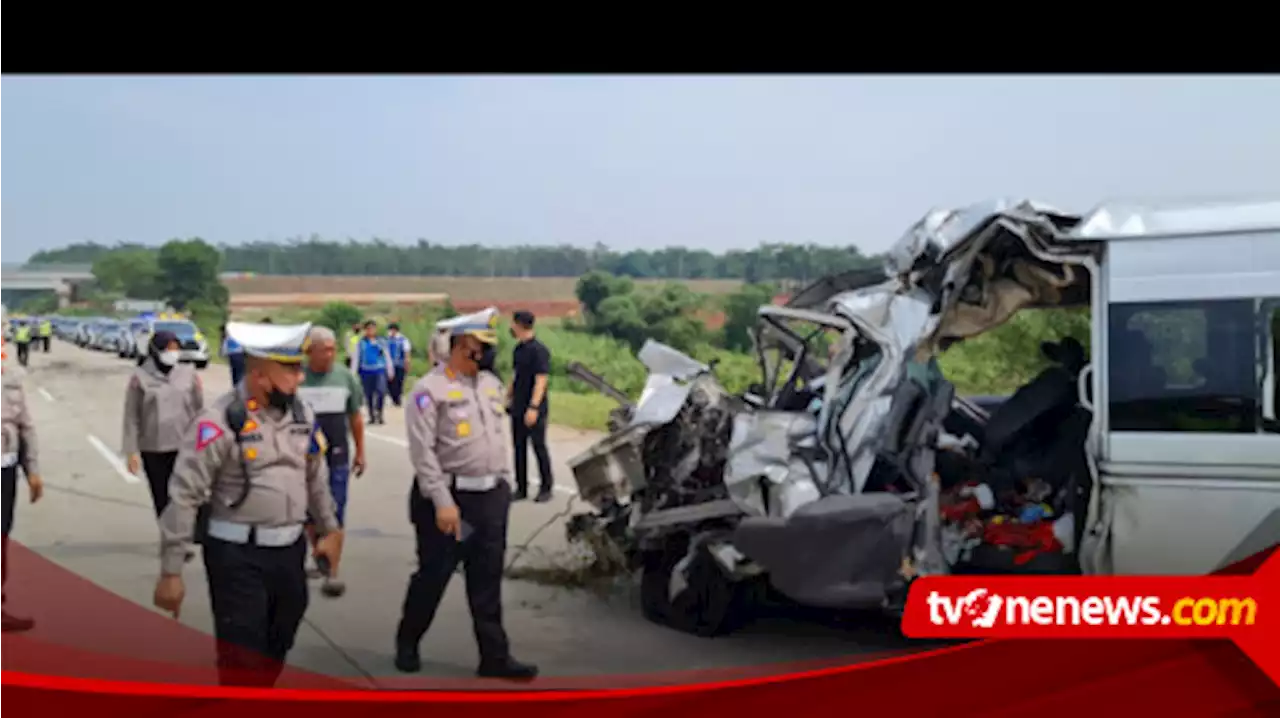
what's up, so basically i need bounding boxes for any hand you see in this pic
[27,474,43,504]
[524,408,539,428]
[313,530,345,576]
[154,575,185,618]
[127,454,141,476]
[352,452,367,478]
[435,504,462,540]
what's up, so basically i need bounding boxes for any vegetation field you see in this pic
[222,275,744,304]
[29,239,1092,433]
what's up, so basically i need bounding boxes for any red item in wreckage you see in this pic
[941,496,982,523]
[982,519,1063,566]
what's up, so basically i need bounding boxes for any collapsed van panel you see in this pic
[732,492,914,610]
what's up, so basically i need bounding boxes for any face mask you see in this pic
[157,350,180,367]
[266,386,295,411]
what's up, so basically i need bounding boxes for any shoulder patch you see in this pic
[195,420,224,451]
[415,391,432,412]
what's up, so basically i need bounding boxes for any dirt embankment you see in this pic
[222,275,773,322]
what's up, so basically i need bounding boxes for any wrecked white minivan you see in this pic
[566,198,1280,637]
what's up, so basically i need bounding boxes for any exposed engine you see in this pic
[636,376,736,514]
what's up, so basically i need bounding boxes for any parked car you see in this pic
[117,318,150,359]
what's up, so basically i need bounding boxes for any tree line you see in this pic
[29,238,882,283]
[22,239,229,325]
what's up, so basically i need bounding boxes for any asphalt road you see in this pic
[6,341,916,687]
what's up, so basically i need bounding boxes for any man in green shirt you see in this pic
[297,325,366,597]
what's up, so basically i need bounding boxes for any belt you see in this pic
[205,519,304,547]
[452,474,503,492]
[1,452,17,469]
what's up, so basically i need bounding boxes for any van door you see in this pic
[1087,233,1280,576]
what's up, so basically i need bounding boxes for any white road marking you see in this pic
[366,431,408,447]
[366,432,577,496]
[87,434,142,484]
[36,387,56,402]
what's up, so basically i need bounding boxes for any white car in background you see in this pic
[146,318,210,369]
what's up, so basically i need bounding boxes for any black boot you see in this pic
[512,486,529,502]
[535,486,554,503]
[477,656,539,681]
[394,642,421,673]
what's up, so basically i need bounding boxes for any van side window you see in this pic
[1109,299,1257,433]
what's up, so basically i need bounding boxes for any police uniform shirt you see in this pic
[406,364,511,510]
[122,359,204,455]
[1,379,38,474]
[158,388,339,576]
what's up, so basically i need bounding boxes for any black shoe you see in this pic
[535,488,554,503]
[394,644,421,673]
[2,611,35,633]
[477,656,538,681]
[512,487,528,502]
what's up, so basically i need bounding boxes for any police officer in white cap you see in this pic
[153,321,344,687]
[0,332,41,629]
[394,308,537,680]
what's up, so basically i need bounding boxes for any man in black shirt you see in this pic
[507,311,554,502]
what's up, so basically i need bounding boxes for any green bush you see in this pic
[938,307,1091,396]
[315,301,365,333]
[237,297,1096,431]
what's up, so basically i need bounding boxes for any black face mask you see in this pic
[266,386,296,411]
[474,345,496,372]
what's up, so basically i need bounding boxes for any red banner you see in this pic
[3,543,1279,714]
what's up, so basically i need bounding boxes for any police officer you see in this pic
[37,318,52,353]
[394,309,537,680]
[123,330,205,517]
[153,321,344,687]
[2,342,43,633]
[13,322,32,367]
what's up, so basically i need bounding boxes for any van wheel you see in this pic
[195,361,208,370]
[639,536,756,637]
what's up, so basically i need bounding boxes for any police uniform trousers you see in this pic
[41,336,51,353]
[2,466,19,605]
[140,451,178,517]
[15,342,29,366]
[202,533,309,687]
[396,479,512,662]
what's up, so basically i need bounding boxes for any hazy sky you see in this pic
[4,74,1280,262]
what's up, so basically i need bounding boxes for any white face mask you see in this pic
[158,350,180,367]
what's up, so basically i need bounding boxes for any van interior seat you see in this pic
[979,338,1085,465]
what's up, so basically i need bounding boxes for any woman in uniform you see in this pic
[2,339,43,632]
[122,331,205,516]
